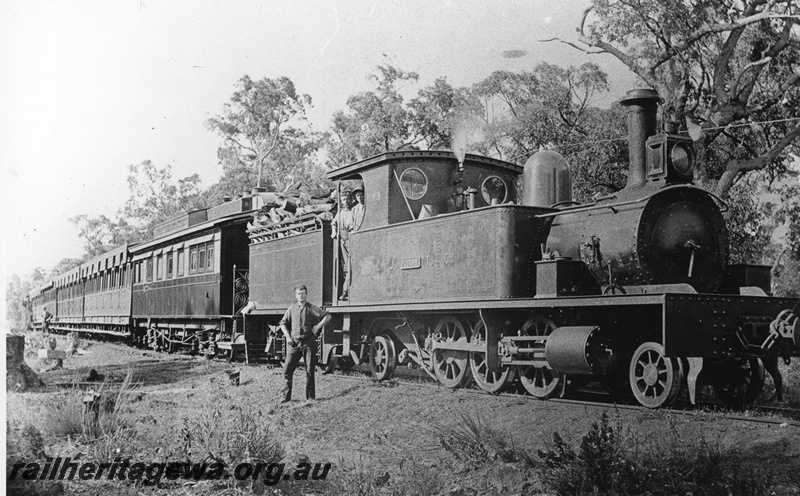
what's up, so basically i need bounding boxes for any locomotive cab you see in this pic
[327,151,555,305]
[329,150,523,229]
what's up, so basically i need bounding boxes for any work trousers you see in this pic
[340,237,351,293]
[282,342,317,401]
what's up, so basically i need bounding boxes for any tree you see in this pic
[6,273,32,331]
[122,160,205,238]
[48,258,84,278]
[70,215,141,258]
[408,77,484,150]
[326,65,420,166]
[207,76,314,190]
[71,160,204,253]
[776,181,800,259]
[723,179,778,264]
[545,0,800,197]
[471,62,626,201]
[473,63,613,159]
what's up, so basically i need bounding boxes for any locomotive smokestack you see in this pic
[620,89,661,189]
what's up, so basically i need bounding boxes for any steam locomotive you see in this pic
[28,89,799,408]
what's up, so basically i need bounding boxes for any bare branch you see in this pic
[716,122,800,196]
[539,38,605,55]
[732,57,773,96]
[655,6,798,72]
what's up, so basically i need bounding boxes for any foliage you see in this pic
[408,76,484,151]
[472,62,627,200]
[474,62,611,160]
[723,178,778,264]
[6,273,33,331]
[174,402,283,492]
[69,215,141,259]
[70,160,205,252]
[436,411,524,467]
[207,75,317,190]
[776,181,800,260]
[122,160,205,235]
[326,65,421,166]
[534,412,774,495]
[36,394,84,439]
[773,257,800,298]
[553,0,800,196]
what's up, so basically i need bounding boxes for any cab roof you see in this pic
[327,150,522,181]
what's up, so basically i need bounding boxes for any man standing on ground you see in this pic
[279,285,331,403]
[42,307,53,335]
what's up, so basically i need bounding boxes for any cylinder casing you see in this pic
[545,326,617,375]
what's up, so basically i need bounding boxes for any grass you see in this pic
[435,411,788,495]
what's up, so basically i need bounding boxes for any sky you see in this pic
[0,0,638,281]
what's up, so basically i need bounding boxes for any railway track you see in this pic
[41,334,800,427]
[320,363,800,427]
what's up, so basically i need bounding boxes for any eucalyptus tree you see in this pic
[544,0,800,196]
[207,76,314,190]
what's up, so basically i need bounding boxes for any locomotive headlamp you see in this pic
[670,143,693,176]
[645,133,695,184]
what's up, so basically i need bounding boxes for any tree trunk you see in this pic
[6,335,44,392]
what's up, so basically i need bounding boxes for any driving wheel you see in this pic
[469,320,516,394]
[432,316,472,388]
[518,314,564,399]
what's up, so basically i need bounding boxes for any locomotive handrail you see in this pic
[534,184,728,219]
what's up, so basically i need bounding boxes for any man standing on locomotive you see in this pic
[351,186,365,231]
[279,285,331,403]
[331,190,354,300]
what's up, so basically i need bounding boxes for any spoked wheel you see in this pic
[370,334,397,381]
[629,342,684,408]
[432,316,472,388]
[518,315,564,399]
[711,357,765,409]
[469,320,516,394]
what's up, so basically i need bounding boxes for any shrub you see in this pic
[435,411,520,467]
[37,394,83,439]
[534,412,775,495]
[173,403,285,493]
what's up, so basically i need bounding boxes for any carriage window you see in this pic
[190,247,198,273]
[146,259,153,282]
[178,250,185,277]
[207,244,214,271]
[199,246,206,272]
[481,176,508,205]
[167,252,174,279]
[157,255,164,280]
[399,168,428,200]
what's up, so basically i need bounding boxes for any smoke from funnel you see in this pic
[451,115,482,166]
[452,120,469,166]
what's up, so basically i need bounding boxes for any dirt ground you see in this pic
[7,335,800,495]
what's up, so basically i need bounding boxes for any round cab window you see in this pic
[481,176,507,205]
[399,168,428,200]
